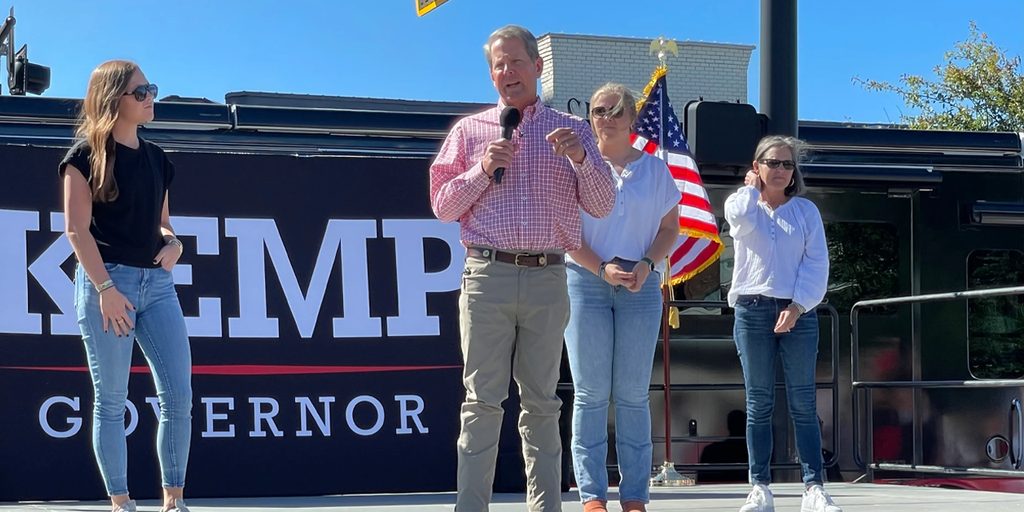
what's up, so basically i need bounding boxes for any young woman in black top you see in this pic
[60,60,192,512]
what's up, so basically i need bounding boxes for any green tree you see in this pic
[853,22,1024,131]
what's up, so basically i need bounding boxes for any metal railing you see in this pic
[851,286,1024,481]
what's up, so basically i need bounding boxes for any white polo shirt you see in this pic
[566,152,681,273]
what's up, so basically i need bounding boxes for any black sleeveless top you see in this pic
[58,138,176,268]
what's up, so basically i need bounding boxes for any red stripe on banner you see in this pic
[667,164,702,185]
[642,141,659,154]
[680,241,723,275]
[680,192,713,211]
[679,217,720,235]
[0,365,462,375]
[671,236,699,262]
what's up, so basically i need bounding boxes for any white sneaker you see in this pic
[113,501,137,512]
[801,485,843,512]
[162,499,191,512]
[739,484,775,512]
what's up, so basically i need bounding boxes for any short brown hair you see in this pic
[483,25,540,66]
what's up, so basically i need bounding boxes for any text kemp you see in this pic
[0,210,463,339]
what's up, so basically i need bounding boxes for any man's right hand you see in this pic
[481,139,515,177]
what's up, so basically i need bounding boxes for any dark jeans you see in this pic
[733,295,824,487]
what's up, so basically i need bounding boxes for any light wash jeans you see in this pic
[564,263,663,504]
[733,294,824,487]
[75,262,193,496]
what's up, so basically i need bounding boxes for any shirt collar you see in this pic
[496,96,545,125]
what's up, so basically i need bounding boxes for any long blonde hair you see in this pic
[76,60,138,202]
[588,82,639,129]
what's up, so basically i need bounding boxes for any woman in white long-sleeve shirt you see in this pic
[725,136,841,512]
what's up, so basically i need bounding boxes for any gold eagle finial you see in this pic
[649,35,678,67]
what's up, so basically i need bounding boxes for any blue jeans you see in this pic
[733,295,823,487]
[75,263,193,496]
[564,263,663,504]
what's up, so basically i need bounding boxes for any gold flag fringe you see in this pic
[636,66,668,114]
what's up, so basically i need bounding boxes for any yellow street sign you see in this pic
[416,0,450,16]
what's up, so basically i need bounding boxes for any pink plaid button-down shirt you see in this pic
[430,97,615,252]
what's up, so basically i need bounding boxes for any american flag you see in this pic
[631,66,723,285]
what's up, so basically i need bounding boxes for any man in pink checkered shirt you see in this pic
[429,24,615,512]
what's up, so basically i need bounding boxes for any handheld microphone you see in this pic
[493,106,521,184]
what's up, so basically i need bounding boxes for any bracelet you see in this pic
[597,261,608,281]
[166,237,183,253]
[96,279,115,293]
[641,257,655,271]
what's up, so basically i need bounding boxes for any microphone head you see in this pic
[500,106,522,129]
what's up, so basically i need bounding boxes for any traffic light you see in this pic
[9,44,49,95]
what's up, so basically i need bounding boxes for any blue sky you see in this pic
[13,0,1024,123]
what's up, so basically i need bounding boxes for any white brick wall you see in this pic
[537,33,753,118]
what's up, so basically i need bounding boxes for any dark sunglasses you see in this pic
[590,106,625,119]
[759,158,796,170]
[123,83,158,102]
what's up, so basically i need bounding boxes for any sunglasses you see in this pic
[759,158,796,170]
[590,106,625,119]
[123,83,158,102]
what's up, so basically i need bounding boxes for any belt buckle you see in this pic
[514,253,547,267]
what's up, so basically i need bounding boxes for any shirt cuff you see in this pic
[569,152,595,176]
[466,162,493,189]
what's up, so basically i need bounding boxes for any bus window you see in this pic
[967,249,1024,380]
[824,222,899,315]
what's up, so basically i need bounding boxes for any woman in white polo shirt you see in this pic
[725,135,840,512]
[563,83,681,512]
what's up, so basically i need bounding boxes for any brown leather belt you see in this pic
[466,247,563,268]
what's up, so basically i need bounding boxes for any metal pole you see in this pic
[650,274,694,486]
[650,73,693,486]
[662,283,672,461]
[659,76,671,465]
[0,8,17,96]
[760,0,798,136]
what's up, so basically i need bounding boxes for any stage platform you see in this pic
[4,483,1022,511]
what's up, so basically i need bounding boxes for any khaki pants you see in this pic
[456,250,570,512]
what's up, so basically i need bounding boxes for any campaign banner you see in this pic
[0,145,471,500]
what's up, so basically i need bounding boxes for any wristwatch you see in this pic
[641,257,655,271]
[793,302,807,315]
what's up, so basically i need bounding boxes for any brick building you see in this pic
[537,33,754,117]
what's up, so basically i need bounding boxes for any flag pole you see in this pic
[649,35,694,488]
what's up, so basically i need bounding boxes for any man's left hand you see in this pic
[546,128,586,164]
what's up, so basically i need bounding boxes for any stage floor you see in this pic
[4,483,1023,511]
